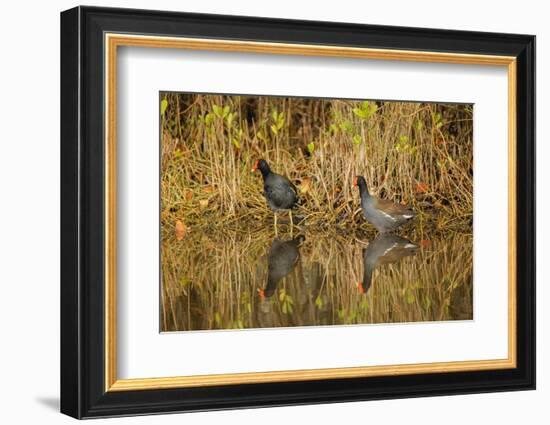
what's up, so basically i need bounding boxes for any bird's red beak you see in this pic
[353,177,358,187]
[258,288,265,299]
[252,160,259,173]
[357,282,364,294]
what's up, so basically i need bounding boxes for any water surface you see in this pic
[161,228,472,332]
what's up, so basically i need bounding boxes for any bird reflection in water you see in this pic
[259,235,306,300]
[358,234,419,294]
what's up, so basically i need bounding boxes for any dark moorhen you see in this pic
[252,159,299,232]
[259,235,305,299]
[354,175,415,233]
[358,234,418,294]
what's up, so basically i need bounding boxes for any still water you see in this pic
[161,228,472,332]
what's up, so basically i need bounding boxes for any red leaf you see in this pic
[415,182,428,193]
[175,220,187,241]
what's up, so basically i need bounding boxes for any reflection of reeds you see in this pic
[160,94,473,234]
[161,228,473,332]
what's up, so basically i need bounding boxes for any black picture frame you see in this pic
[61,5,535,419]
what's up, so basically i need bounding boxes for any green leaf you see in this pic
[212,105,222,117]
[307,142,315,154]
[352,108,367,119]
[340,121,353,133]
[270,124,278,135]
[232,139,241,150]
[277,113,285,128]
[352,101,377,119]
[226,112,235,127]
[214,312,221,325]
[369,103,378,115]
[204,113,214,125]
[223,105,230,118]
[352,135,362,145]
[424,296,432,310]
[160,99,168,116]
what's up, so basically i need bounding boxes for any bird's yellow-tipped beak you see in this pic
[258,288,265,299]
[353,177,358,187]
[251,160,259,173]
[357,282,364,294]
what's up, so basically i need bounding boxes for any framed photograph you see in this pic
[60,6,535,419]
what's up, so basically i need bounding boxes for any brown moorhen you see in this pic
[252,159,299,232]
[259,235,305,299]
[358,234,418,294]
[354,176,415,233]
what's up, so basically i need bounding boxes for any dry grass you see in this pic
[160,93,473,235]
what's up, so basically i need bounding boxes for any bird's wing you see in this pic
[375,198,414,217]
[265,174,298,208]
[265,186,291,208]
[287,177,298,197]
[277,174,298,197]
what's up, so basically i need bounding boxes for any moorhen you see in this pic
[252,159,299,232]
[354,176,415,233]
[259,235,305,299]
[358,234,418,294]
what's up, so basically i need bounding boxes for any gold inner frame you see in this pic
[104,33,517,392]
